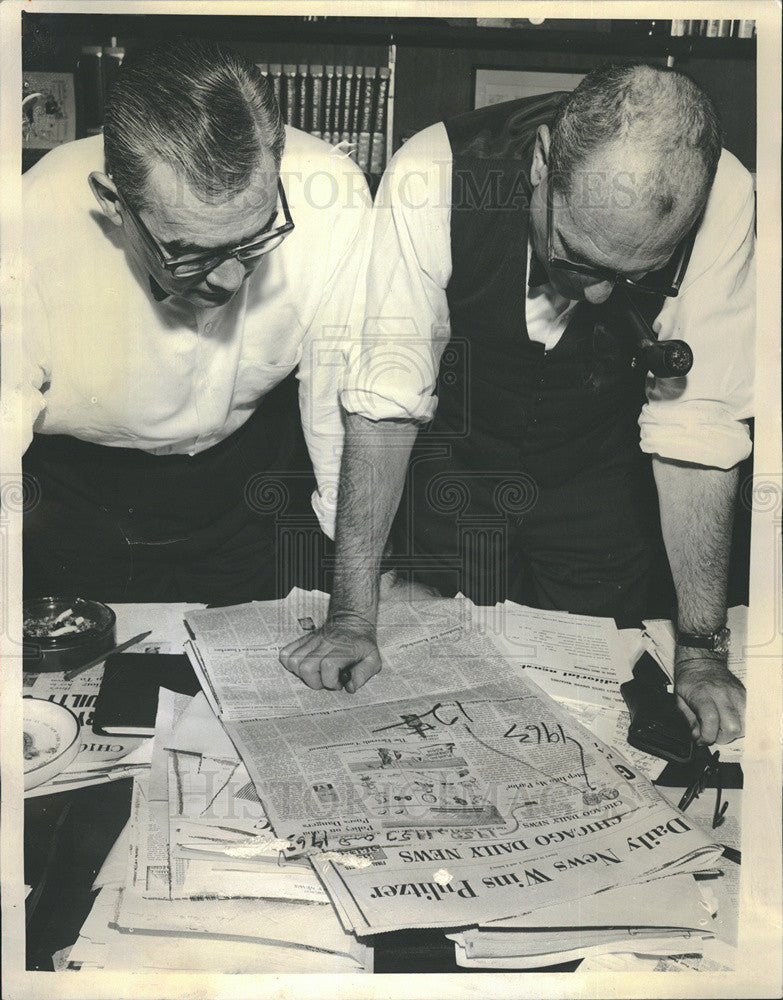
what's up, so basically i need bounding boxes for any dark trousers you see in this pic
[23,375,324,606]
[390,443,676,629]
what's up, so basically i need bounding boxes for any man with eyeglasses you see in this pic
[16,38,370,604]
[281,63,754,749]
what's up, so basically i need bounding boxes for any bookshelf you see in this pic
[21,14,757,175]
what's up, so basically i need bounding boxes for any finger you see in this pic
[344,651,382,694]
[693,699,721,746]
[291,652,326,690]
[675,694,700,739]
[319,652,355,691]
[279,634,313,670]
[716,699,745,743]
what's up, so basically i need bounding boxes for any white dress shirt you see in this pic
[342,121,755,469]
[11,127,373,536]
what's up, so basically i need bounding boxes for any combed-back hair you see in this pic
[549,61,723,221]
[103,37,285,210]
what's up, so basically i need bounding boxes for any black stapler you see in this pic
[620,652,695,764]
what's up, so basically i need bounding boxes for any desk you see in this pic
[22,601,742,974]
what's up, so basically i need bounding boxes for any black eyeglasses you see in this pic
[546,186,700,298]
[677,747,729,829]
[117,178,294,279]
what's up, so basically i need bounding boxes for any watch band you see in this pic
[676,624,731,654]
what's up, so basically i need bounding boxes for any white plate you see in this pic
[23,698,81,791]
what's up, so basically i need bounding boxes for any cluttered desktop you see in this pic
[22,591,744,974]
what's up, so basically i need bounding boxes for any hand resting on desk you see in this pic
[278,573,440,693]
[674,648,746,745]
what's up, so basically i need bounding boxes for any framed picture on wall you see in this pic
[473,67,586,109]
[22,71,76,149]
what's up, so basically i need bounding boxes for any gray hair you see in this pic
[103,38,285,210]
[549,62,723,222]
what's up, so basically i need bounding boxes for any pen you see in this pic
[693,869,725,880]
[721,844,741,864]
[63,630,153,681]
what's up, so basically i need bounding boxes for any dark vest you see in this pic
[391,96,666,606]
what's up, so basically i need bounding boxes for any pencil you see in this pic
[63,630,153,681]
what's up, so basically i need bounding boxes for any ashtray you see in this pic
[23,697,81,791]
[23,596,116,673]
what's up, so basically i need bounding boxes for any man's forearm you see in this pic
[653,455,745,743]
[329,411,419,625]
[652,456,739,631]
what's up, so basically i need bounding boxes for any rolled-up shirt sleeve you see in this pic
[2,267,50,459]
[340,122,453,423]
[297,148,374,538]
[639,150,755,469]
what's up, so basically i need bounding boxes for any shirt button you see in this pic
[128,507,135,515]
[91,396,98,404]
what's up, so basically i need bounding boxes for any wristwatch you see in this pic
[676,625,731,655]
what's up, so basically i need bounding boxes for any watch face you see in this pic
[713,627,731,655]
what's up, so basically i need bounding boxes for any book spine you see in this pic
[369,132,385,175]
[340,65,354,142]
[297,64,308,130]
[356,66,376,172]
[350,65,364,135]
[737,19,755,38]
[705,20,720,38]
[283,64,297,125]
[323,65,335,143]
[359,66,375,133]
[347,66,364,162]
[357,132,372,173]
[332,65,345,144]
[670,20,686,37]
[718,20,732,37]
[269,63,283,108]
[374,66,390,134]
[309,64,324,138]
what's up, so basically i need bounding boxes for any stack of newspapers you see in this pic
[63,678,371,972]
[66,589,727,970]
[182,590,725,965]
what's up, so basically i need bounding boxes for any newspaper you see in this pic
[312,802,721,934]
[186,593,723,933]
[185,591,526,721]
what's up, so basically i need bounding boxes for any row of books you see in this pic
[257,62,391,174]
[670,19,755,38]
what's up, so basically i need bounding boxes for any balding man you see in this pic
[17,39,369,604]
[281,63,754,748]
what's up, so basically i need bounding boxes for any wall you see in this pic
[393,45,756,171]
[22,13,757,172]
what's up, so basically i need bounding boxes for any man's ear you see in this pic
[530,125,551,187]
[88,171,123,227]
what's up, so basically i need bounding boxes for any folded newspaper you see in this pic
[184,591,724,935]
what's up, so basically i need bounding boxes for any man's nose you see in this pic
[205,256,246,294]
[583,280,615,304]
